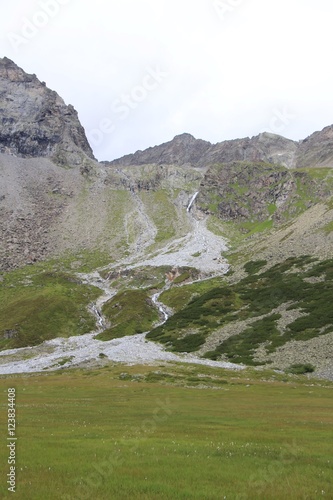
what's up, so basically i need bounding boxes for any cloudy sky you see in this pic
[1,0,333,161]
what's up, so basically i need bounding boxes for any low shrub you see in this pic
[286,363,315,375]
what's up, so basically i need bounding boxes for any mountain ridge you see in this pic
[106,131,298,169]
[1,57,333,171]
[105,127,333,170]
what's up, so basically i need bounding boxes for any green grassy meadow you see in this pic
[0,364,332,499]
[0,265,101,350]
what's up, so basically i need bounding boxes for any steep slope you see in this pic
[198,161,333,225]
[0,155,203,271]
[0,57,95,165]
[0,58,207,271]
[295,125,333,168]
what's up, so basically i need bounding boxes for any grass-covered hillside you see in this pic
[147,256,333,369]
[0,262,101,351]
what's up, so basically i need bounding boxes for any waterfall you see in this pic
[187,191,199,212]
[152,293,169,324]
[92,305,104,328]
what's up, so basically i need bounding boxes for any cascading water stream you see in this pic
[151,292,169,325]
[187,191,199,212]
[92,305,104,328]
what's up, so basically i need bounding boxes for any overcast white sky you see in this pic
[1,0,333,161]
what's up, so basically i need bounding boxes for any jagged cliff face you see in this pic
[0,57,95,165]
[203,133,298,169]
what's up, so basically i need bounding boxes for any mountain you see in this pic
[0,57,333,380]
[295,125,333,168]
[107,133,212,167]
[107,125,333,171]
[106,131,298,169]
[0,57,95,165]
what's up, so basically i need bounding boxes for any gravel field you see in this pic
[0,331,245,375]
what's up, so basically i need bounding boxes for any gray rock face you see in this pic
[295,125,333,168]
[0,57,95,165]
[106,131,298,169]
[202,133,298,169]
[198,161,299,222]
[107,127,333,171]
[108,133,212,167]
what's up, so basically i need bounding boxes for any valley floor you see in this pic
[0,209,231,375]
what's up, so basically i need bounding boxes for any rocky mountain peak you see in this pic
[0,57,36,82]
[0,57,95,165]
[173,133,197,143]
[295,124,333,168]
[106,133,212,167]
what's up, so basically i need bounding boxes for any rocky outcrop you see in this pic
[0,57,95,165]
[197,161,333,224]
[1,56,333,272]
[104,163,204,192]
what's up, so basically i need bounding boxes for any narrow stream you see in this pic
[92,304,104,329]
[151,292,169,324]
